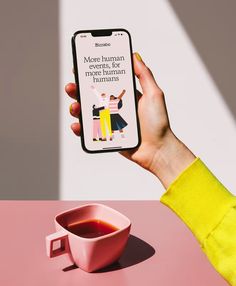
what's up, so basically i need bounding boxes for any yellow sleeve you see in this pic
[160,158,236,285]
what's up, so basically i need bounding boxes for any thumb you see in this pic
[133,52,162,96]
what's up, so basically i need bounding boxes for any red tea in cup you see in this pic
[66,219,118,238]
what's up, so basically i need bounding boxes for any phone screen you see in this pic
[73,29,140,153]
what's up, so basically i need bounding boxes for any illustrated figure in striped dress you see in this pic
[109,89,128,139]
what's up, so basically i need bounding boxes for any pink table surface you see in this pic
[0,201,228,286]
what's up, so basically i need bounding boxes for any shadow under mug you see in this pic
[46,203,131,272]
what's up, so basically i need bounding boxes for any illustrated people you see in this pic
[67,52,236,285]
[91,85,112,141]
[109,89,128,139]
[92,105,104,141]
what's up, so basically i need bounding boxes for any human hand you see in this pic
[65,53,195,188]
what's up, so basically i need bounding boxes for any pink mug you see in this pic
[46,203,131,272]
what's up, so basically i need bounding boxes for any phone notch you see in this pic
[91,30,112,37]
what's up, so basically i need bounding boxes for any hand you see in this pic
[65,53,195,189]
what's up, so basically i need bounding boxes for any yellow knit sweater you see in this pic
[161,158,236,285]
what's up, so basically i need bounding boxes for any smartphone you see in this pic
[71,28,141,153]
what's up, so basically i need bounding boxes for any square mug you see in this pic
[46,203,131,272]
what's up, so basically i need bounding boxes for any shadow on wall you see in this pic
[169,0,236,121]
[0,1,59,199]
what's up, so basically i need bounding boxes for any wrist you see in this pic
[149,130,196,189]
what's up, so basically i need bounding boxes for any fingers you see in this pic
[65,82,77,99]
[70,102,80,118]
[69,101,81,136]
[65,82,80,136]
[71,123,81,136]
[133,53,163,96]
[70,103,81,136]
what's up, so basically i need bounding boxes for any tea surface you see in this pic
[66,219,118,238]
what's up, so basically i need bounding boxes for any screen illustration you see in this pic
[75,30,139,151]
[91,86,128,141]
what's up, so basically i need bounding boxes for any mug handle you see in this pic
[46,230,70,258]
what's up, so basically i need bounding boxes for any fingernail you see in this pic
[69,104,73,114]
[135,52,142,62]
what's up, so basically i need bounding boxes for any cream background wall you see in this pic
[59,0,236,199]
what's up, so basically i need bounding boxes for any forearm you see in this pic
[149,130,196,189]
[159,156,236,285]
[151,128,236,284]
